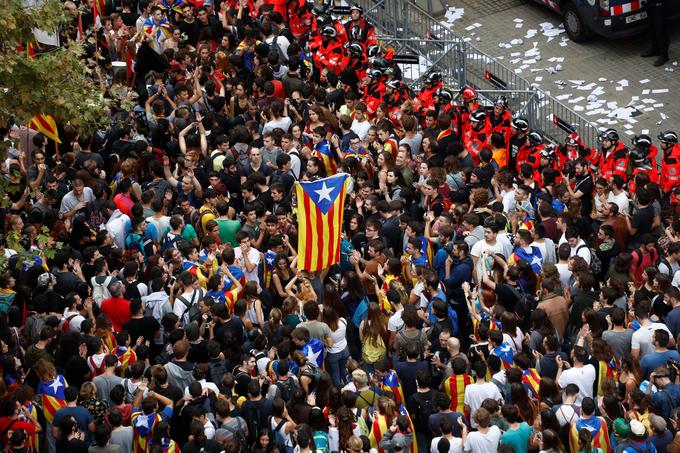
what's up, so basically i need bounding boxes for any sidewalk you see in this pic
[440,0,680,139]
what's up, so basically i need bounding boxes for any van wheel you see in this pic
[562,2,594,43]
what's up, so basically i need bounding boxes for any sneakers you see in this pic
[640,49,659,58]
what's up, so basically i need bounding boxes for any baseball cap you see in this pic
[613,418,630,437]
[630,419,646,437]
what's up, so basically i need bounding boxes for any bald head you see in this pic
[447,337,461,354]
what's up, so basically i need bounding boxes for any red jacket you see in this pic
[313,40,348,75]
[597,142,628,181]
[661,144,680,192]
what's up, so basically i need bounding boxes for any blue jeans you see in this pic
[326,347,350,387]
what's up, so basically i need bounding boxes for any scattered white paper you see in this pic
[642,129,650,134]
[642,89,650,95]
[513,18,523,23]
[654,103,664,108]
[652,89,669,94]
[617,79,629,87]
[535,76,543,82]
[639,79,650,84]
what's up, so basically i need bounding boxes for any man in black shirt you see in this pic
[626,187,655,249]
[565,157,594,218]
[122,299,160,346]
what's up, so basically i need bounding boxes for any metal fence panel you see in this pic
[355,0,602,149]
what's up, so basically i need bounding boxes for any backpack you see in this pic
[410,390,439,433]
[244,402,263,445]
[577,244,602,275]
[313,430,329,453]
[613,439,651,453]
[176,290,203,324]
[339,239,355,272]
[352,408,369,437]
[269,416,295,453]
[208,360,228,390]
[271,34,289,65]
[507,284,536,330]
[220,418,248,448]
[124,280,142,301]
[121,378,138,404]
[91,276,113,306]
[275,378,299,402]
[288,150,306,180]
[161,230,183,253]
[61,314,78,333]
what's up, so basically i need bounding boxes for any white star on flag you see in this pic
[314,182,334,203]
[49,378,63,393]
[531,255,542,266]
[135,415,149,429]
[266,256,275,266]
[306,345,322,367]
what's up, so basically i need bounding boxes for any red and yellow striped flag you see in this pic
[522,368,541,398]
[296,173,350,272]
[569,417,611,453]
[29,114,61,143]
[368,413,390,452]
[444,373,471,413]
[597,359,619,397]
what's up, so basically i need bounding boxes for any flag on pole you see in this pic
[77,13,84,41]
[29,114,61,143]
[296,173,350,272]
[312,139,337,176]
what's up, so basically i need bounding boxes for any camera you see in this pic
[443,242,455,255]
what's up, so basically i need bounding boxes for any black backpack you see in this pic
[508,284,536,329]
[208,360,228,390]
[244,401,264,445]
[410,390,439,433]
[275,378,299,402]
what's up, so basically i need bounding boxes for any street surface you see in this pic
[439,0,680,139]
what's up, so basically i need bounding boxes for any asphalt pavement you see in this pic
[439,0,680,140]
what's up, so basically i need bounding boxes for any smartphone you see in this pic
[168,276,176,287]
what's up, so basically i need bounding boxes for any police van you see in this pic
[530,0,680,42]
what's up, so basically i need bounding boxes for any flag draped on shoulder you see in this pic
[37,375,68,424]
[296,173,350,272]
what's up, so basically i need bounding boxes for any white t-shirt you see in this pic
[558,237,591,265]
[470,239,505,281]
[501,189,516,214]
[631,322,672,358]
[351,119,371,140]
[503,327,524,353]
[607,191,630,214]
[173,289,204,325]
[464,382,502,428]
[431,435,463,453]
[554,403,579,427]
[234,247,262,288]
[556,262,573,290]
[388,309,405,332]
[263,117,293,135]
[557,364,596,406]
[463,425,501,453]
[327,318,348,354]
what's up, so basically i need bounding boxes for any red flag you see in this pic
[29,114,61,143]
[77,14,84,41]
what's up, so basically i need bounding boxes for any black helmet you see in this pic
[349,4,363,14]
[384,66,398,77]
[368,69,383,79]
[512,118,529,132]
[632,134,652,148]
[658,130,679,144]
[366,45,382,58]
[426,72,442,84]
[316,14,332,28]
[312,3,330,16]
[469,109,487,124]
[320,25,337,37]
[435,88,453,103]
[541,146,556,161]
[630,147,650,168]
[494,95,508,109]
[370,57,388,70]
[348,42,364,57]
[601,128,619,142]
[528,131,543,146]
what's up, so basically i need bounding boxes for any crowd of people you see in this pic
[3,0,680,452]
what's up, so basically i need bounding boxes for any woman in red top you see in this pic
[0,398,42,449]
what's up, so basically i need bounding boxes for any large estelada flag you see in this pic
[296,173,350,272]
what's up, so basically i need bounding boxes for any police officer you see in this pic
[660,131,680,194]
[640,0,669,67]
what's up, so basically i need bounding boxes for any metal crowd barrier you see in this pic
[344,0,602,149]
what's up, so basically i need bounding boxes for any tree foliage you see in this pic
[0,0,107,134]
